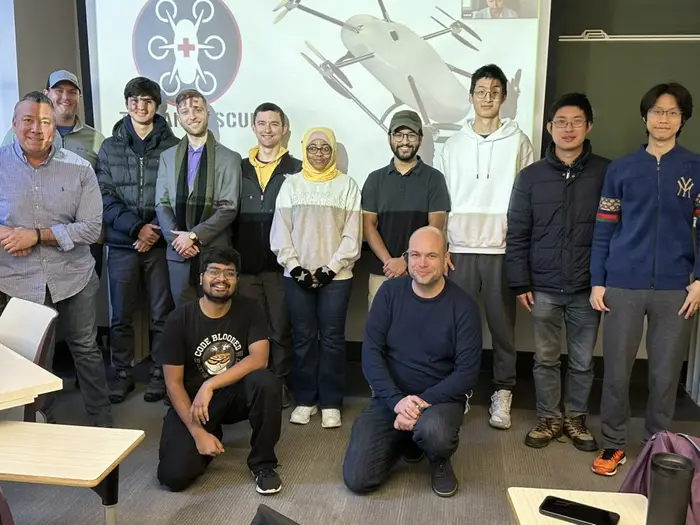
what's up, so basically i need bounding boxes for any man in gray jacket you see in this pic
[156,89,241,306]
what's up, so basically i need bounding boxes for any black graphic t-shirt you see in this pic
[155,297,269,398]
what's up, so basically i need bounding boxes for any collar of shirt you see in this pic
[388,156,424,177]
[12,140,57,168]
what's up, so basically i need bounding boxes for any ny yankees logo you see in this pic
[678,176,694,198]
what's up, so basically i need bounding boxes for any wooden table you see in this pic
[0,421,145,525]
[507,487,648,524]
[0,343,62,411]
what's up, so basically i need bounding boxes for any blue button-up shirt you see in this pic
[0,141,103,303]
[187,144,204,190]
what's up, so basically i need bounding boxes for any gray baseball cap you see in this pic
[47,70,81,91]
[389,110,422,134]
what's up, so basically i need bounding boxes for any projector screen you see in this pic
[0,0,19,130]
[83,0,551,186]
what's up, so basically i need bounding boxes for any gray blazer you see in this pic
[156,140,241,262]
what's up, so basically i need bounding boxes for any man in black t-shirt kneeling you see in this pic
[154,247,283,494]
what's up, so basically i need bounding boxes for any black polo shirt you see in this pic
[361,158,451,275]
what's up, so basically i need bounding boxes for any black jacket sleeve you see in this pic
[505,169,533,294]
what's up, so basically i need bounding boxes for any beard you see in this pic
[203,285,234,304]
[391,142,419,161]
[182,121,208,138]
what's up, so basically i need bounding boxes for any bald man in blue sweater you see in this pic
[343,226,482,498]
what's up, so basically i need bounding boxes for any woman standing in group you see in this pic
[270,127,362,429]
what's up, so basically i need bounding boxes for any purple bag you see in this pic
[619,431,700,525]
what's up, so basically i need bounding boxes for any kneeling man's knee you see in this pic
[413,415,459,459]
[157,462,198,492]
[343,463,378,494]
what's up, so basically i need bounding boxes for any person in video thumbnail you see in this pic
[590,83,700,477]
[155,247,282,495]
[270,127,362,430]
[96,77,177,404]
[362,110,450,310]
[343,227,482,498]
[155,89,241,307]
[473,0,519,18]
[439,63,534,432]
[506,93,610,452]
[234,102,302,410]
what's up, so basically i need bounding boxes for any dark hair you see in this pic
[640,83,693,136]
[175,89,207,108]
[548,92,594,123]
[123,77,162,107]
[470,64,508,97]
[201,247,241,274]
[253,102,287,126]
[14,91,54,117]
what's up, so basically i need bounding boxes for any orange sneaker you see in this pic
[591,448,626,476]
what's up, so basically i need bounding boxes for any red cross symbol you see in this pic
[177,38,195,57]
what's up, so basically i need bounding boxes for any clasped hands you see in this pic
[290,265,336,290]
[0,225,38,257]
[393,395,431,431]
[171,230,199,259]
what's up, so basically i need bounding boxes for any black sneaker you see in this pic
[108,369,135,404]
[252,467,282,495]
[400,441,425,463]
[564,415,598,452]
[144,366,166,402]
[430,459,458,498]
[282,383,292,409]
[525,417,563,448]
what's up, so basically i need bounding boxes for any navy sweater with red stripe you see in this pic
[590,145,700,290]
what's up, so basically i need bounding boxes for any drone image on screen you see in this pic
[273,0,482,142]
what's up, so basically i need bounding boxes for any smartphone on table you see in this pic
[539,495,621,525]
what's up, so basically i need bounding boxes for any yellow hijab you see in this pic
[301,127,341,183]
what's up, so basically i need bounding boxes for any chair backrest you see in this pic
[0,487,15,525]
[0,297,58,365]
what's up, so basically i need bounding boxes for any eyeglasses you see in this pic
[473,89,503,100]
[204,268,238,279]
[552,118,588,129]
[306,145,332,155]
[392,131,420,143]
[648,108,682,118]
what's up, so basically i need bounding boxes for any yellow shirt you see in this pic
[249,146,287,190]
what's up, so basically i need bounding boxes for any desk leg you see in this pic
[91,465,119,525]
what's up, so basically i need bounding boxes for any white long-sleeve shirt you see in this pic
[270,173,362,280]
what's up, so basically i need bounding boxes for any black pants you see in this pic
[342,398,464,493]
[238,272,292,379]
[157,369,282,492]
[90,243,104,279]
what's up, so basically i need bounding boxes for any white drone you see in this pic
[148,0,226,97]
[273,0,481,142]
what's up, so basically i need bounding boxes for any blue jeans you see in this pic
[343,398,463,493]
[284,277,352,409]
[531,291,601,419]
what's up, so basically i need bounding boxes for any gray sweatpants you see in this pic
[449,253,516,388]
[601,287,691,449]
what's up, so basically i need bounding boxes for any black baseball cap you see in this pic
[389,110,422,134]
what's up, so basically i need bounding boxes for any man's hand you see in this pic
[446,252,455,273]
[171,230,196,256]
[12,248,32,257]
[138,223,161,245]
[517,292,535,312]
[589,286,609,312]
[394,395,430,421]
[0,228,39,254]
[182,246,200,259]
[133,239,153,253]
[383,257,407,279]
[194,431,225,457]
[679,280,700,319]
[394,413,417,432]
[190,382,214,425]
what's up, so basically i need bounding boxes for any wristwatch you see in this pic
[188,232,198,243]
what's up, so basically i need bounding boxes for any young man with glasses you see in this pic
[506,93,610,451]
[96,77,178,404]
[590,83,700,476]
[439,63,534,431]
[155,247,283,494]
[362,110,450,309]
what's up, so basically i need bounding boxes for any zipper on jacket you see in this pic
[650,160,661,289]
[562,169,571,292]
[138,156,145,218]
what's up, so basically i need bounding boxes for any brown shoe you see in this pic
[525,417,563,448]
[564,415,598,452]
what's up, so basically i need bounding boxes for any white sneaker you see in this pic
[290,405,318,425]
[321,408,342,428]
[489,389,512,429]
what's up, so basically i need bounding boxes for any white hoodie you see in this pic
[439,118,534,254]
